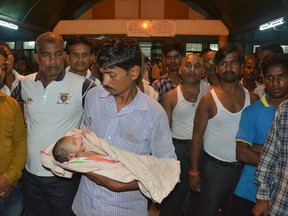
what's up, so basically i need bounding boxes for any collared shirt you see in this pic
[0,91,27,185]
[66,66,101,86]
[151,71,178,102]
[72,86,176,216]
[11,70,95,176]
[234,95,276,202]
[0,69,24,96]
[255,100,288,216]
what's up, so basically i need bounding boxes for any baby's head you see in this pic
[52,136,85,163]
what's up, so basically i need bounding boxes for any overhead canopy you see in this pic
[0,0,287,40]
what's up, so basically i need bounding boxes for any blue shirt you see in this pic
[72,86,176,216]
[234,95,277,202]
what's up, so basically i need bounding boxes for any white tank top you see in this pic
[172,81,210,139]
[203,88,250,162]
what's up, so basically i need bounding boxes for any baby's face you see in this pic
[72,137,85,152]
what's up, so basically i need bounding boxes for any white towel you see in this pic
[40,127,180,203]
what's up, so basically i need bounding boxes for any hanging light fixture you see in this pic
[259,17,285,31]
[0,20,18,30]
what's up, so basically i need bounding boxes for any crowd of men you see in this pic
[0,33,288,216]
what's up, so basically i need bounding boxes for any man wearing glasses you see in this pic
[152,40,184,102]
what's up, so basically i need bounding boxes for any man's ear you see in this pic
[34,53,39,65]
[129,65,141,81]
[66,54,70,66]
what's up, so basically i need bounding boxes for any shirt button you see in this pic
[108,136,111,140]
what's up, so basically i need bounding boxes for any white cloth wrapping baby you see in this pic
[40,128,180,203]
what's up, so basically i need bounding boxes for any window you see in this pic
[210,44,218,51]
[253,44,288,54]
[5,42,15,50]
[23,41,35,49]
[139,42,152,59]
[186,43,202,54]
[281,45,288,53]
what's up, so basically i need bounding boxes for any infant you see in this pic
[52,136,116,163]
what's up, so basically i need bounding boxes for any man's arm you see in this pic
[0,99,27,197]
[161,90,176,127]
[252,200,269,216]
[85,173,139,192]
[236,141,261,166]
[189,95,210,192]
[254,104,284,211]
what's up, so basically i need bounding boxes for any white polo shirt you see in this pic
[12,71,94,176]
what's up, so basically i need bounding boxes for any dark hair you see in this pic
[52,137,70,163]
[0,41,12,54]
[162,40,184,56]
[35,32,64,53]
[92,39,104,57]
[66,35,94,55]
[214,43,242,65]
[98,38,142,72]
[13,51,26,62]
[256,42,284,55]
[262,54,288,75]
[200,48,213,57]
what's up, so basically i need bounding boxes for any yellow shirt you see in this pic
[0,91,27,185]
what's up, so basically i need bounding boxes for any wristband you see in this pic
[189,170,199,176]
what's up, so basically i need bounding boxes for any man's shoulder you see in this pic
[0,91,19,107]
[242,99,264,117]
[152,74,169,85]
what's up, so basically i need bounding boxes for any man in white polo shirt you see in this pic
[11,32,95,216]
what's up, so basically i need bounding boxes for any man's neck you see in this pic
[4,70,15,90]
[220,81,242,93]
[114,86,138,112]
[70,68,87,77]
[168,70,181,85]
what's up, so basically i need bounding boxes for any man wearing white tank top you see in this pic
[161,54,210,216]
[189,44,258,216]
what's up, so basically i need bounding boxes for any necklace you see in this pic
[181,85,200,107]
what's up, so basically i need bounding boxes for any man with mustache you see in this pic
[72,38,176,216]
[161,54,210,216]
[189,44,258,216]
[152,40,184,102]
[66,35,101,85]
[11,32,95,216]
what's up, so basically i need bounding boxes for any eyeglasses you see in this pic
[166,54,181,62]
[218,60,240,67]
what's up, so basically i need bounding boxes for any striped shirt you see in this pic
[255,100,288,216]
[72,86,176,216]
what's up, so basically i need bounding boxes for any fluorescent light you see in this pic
[259,17,285,31]
[0,20,18,30]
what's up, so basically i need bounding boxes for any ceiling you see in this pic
[0,0,287,41]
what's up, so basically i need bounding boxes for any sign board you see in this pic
[127,20,175,37]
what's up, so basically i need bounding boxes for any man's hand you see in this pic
[252,200,269,216]
[189,175,201,192]
[0,174,12,198]
[85,172,138,192]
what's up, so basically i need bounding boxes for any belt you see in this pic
[204,151,243,169]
